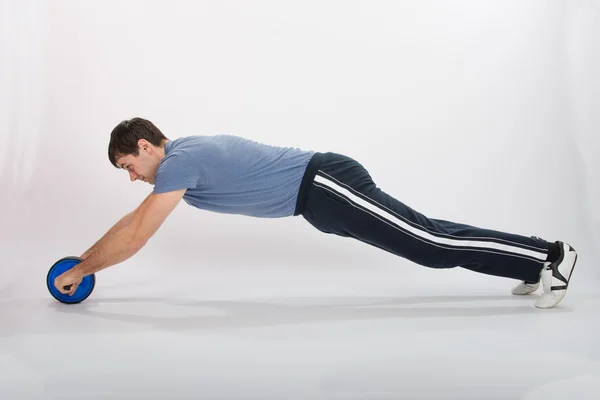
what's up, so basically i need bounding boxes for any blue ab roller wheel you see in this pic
[46,256,95,304]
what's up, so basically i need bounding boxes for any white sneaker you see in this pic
[535,241,578,309]
[512,280,540,295]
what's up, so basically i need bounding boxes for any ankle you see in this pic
[546,241,560,263]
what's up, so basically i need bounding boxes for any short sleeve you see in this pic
[152,151,204,194]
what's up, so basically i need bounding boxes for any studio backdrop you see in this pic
[1,0,598,299]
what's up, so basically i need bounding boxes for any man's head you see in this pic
[108,118,169,185]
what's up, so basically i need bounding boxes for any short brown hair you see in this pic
[108,117,169,168]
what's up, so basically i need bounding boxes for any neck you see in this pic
[157,139,169,160]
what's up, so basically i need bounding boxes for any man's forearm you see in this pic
[74,224,144,277]
[80,211,135,259]
[81,194,153,259]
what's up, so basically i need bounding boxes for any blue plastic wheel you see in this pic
[46,256,95,304]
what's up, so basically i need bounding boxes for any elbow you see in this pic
[125,225,148,251]
[130,236,147,252]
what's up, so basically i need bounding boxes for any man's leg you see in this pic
[301,152,577,308]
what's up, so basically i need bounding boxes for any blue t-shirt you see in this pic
[152,135,315,218]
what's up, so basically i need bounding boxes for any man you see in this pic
[54,117,578,309]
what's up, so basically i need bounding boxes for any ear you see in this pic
[138,139,150,153]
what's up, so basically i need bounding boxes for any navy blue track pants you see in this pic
[294,152,548,283]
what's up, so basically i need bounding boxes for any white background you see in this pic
[1,1,599,399]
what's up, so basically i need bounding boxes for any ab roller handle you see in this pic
[46,256,96,304]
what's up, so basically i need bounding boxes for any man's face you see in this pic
[116,140,160,185]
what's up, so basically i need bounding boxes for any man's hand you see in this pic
[54,267,84,296]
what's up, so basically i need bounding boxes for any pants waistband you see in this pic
[293,152,326,216]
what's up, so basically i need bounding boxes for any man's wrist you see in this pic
[73,262,90,278]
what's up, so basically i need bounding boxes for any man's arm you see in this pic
[80,211,135,259]
[73,189,187,277]
[80,193,153,259]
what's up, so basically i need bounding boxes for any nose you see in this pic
[129,171,137,182]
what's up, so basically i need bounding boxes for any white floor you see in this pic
[1,260,599,400]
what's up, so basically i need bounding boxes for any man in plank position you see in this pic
[54,118,578,309]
